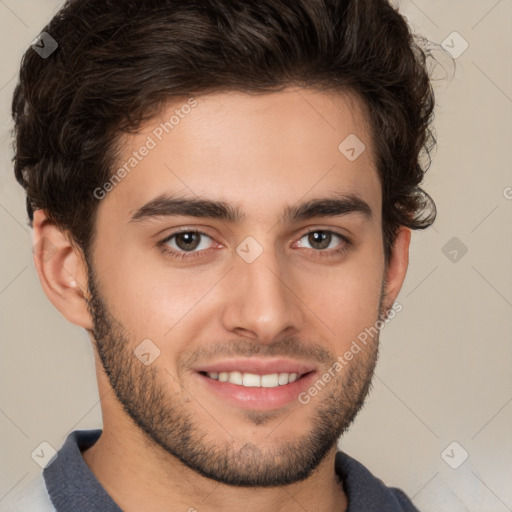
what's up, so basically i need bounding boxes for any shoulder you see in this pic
[0,474,55,512]
[335,451,419,511]
[388,487,421,511]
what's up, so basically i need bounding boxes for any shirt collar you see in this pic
[45,429,414,512]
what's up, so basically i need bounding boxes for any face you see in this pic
[86,87,395,487]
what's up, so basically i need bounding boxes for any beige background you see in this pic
[0,1,511,510]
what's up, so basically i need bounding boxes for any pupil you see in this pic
[309,231,330,250]
[176,232,200,251]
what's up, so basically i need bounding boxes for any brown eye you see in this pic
[162,230,214,255]
[293,229,352,258]
[307,230,332,250]
[174,231,202,251]
[297,230,345,251]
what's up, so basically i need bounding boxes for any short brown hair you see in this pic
[12,0,437,265]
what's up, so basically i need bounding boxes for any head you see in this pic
[12,0,436,487]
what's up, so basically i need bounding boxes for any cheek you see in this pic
[97,249,220,342]
[311,281,381,347]
[298,249,384,348]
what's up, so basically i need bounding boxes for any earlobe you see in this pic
[382,226,411,310]
[32,210,93,329]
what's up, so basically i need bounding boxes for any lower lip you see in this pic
[194,371,318,410]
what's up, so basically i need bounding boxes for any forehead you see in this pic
[103,87,381,223]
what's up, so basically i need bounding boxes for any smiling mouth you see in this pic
[199,370,313,388]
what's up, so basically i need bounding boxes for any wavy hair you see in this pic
[12,0,437,265]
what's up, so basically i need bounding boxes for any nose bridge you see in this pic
[220,239,303,341]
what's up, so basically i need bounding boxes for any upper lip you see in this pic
[194,358,317,376]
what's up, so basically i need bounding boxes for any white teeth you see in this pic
[261,374,279,387]
[228,371,243,385]
[205,371,302,387]
[242,373,261,387]
[278,373,289,385]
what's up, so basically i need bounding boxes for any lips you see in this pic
[193,357,317,376]
[192,358,318,410]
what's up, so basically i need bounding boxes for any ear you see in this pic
[32,209,93,329]
[382,226,411,311]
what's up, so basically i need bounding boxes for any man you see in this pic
[7,0,437,510]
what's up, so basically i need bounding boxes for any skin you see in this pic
[32,87,410,512]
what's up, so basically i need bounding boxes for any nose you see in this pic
[220,246,305,344]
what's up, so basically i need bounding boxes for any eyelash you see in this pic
[158,228,352,261]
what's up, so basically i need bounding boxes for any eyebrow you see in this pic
[129,192,373,225]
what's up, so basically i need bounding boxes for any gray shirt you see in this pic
[6,429,420,511]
